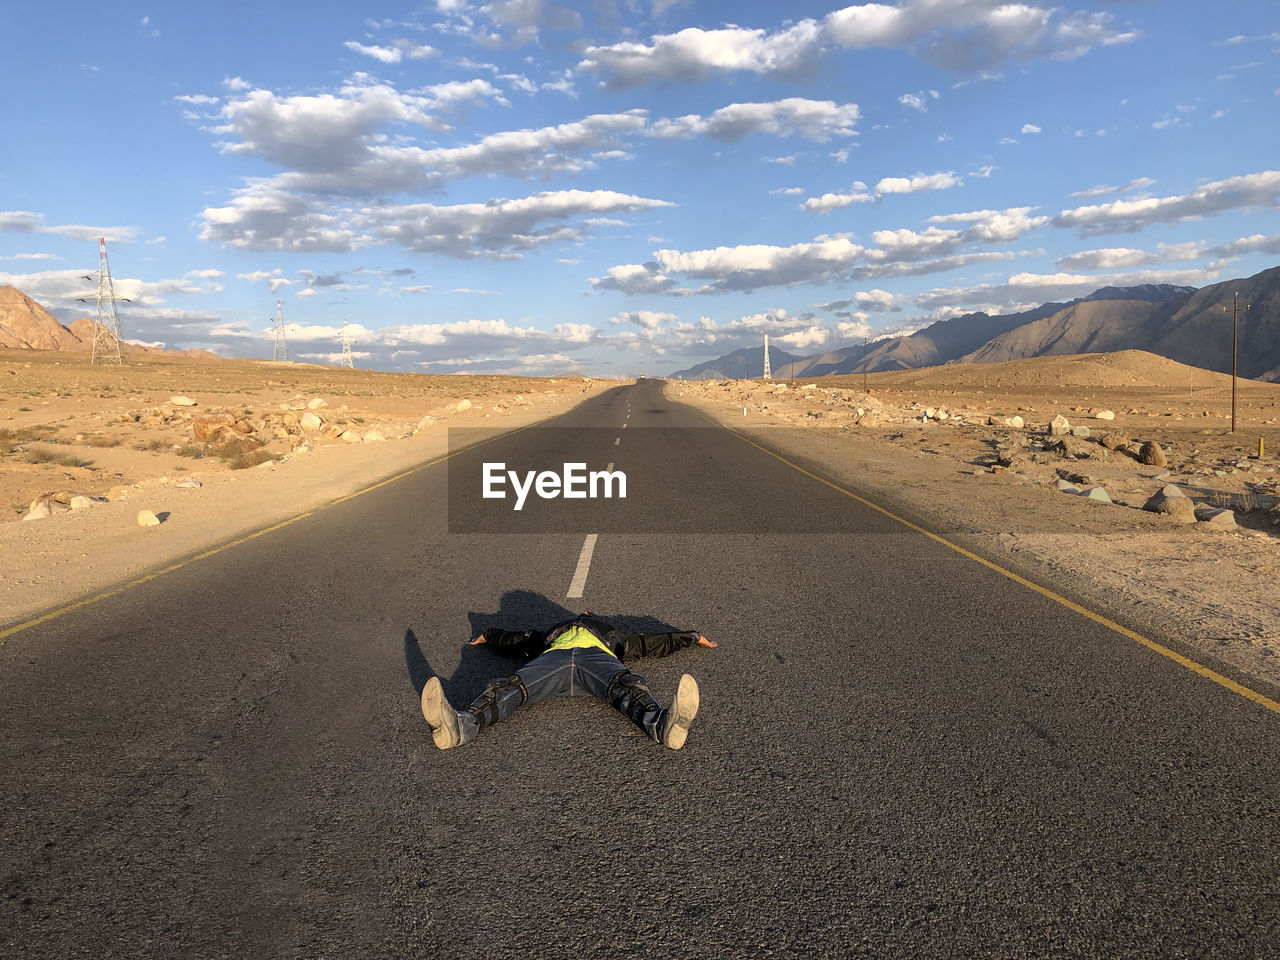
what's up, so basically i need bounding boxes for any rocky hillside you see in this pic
[670,271,1280,382]
[0,285,218,359]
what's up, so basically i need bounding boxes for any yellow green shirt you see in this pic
[547,624,615,656]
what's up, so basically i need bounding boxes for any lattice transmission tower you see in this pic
[762,333,772,380]
[339,319,355,369]
[272,300,290,362]
[78,237,130,365]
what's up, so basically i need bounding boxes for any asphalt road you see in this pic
[2,379,1278,959]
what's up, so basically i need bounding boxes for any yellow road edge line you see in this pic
[0,420,545,642]
[712,415,1280,717]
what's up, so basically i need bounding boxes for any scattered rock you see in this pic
[1083,487,1112,503]
[69,495,95,510]
[415,415,437,433]
[1093,410,1115,421]
[363,429,386,442]
[1143,493,1196,523]
[307,398,328,410]
[300,412,323,432]
[1048,414,1070,436]
[1138,441,1168,467]
[1004,415,1024,429]
[175,480,202,488]
[801,384,817,392]
[1044,436,1100,459]
[170,396,197,406]
[22,495,71,521]
[1071,425,1091,438]
[1194,507,1237,529]
[1159,484,1186,499]
[1055,479,1083,493]
[107,484,134,501]
[192,413,236,441]
[137,510,162,527]
[339,430,364,443]
[455,399,473,412]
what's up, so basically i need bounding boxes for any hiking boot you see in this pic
[661,674,699,750]
[421,677,460,749]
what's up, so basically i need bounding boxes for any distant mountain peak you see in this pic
[1082,283,1196,303]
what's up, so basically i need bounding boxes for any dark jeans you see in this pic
[458,647,664,745]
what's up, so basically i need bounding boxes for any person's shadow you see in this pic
[403,588,685,706]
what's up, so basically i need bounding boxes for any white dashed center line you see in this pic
[567,533,598,599]
[614,437,621,445]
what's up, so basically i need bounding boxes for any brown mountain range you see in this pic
[0,285,218,360]
[674,266,1280,383]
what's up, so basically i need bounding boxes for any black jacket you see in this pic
[480,615,700,662]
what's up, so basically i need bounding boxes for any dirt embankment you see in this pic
[671,351,1280,693]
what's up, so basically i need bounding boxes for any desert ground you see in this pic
[672,350,1280,691]
[0,349,610,624]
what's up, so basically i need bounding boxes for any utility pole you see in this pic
[763,334,772,380]
[78,238,130,364]
[1224,292,1248,433]
[862,335,868,395]
[339,319,355,369]
[272,300,290,362]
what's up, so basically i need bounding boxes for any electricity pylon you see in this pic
[763,333,772,380]
[339,319,355,369]
[272,300,290,362]
[78,237,130,364]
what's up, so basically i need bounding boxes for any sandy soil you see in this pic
[0,350,612,627]
[670,350,1280,693]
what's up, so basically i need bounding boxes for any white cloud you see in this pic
[223,75,251,91]
[874,171,962,194]
[651,98,859,142]
[1204,233,1280,259]
[607,310,678,330]
[237,268,294,292]
[915,267,1222,311]
[0,210,137,244]
[1021,123,1041,134]
[899,93,927,112]
[802,181,872,212]
[579,2,1135,88]
[595,236,863,294]
[355,189,675,259]
[1,252,62,261]
[926,206,1049,243]
[1068,176,1156,199]
[1054,170,1280,235]
[344,41,404,63]
[175,93,219,105]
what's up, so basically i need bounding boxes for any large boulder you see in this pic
[1048,415,1070,436]
[1098,432,1130,451]
[1138,441,1168,467]
[300,412,322,432]
[1194,506,1237,529]
[192,413,236,441]
[1143,492,1196,523]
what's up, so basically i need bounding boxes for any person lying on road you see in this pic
[421,612,717,751]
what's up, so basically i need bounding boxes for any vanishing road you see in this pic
[3,380,1278,958]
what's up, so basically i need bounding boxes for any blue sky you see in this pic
[1,1,1278,376]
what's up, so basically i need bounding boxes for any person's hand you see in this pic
[469,635,487,645]
[697,635,717,648]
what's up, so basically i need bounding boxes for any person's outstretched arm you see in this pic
[469,627,546,657]
[619,630,717,660]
